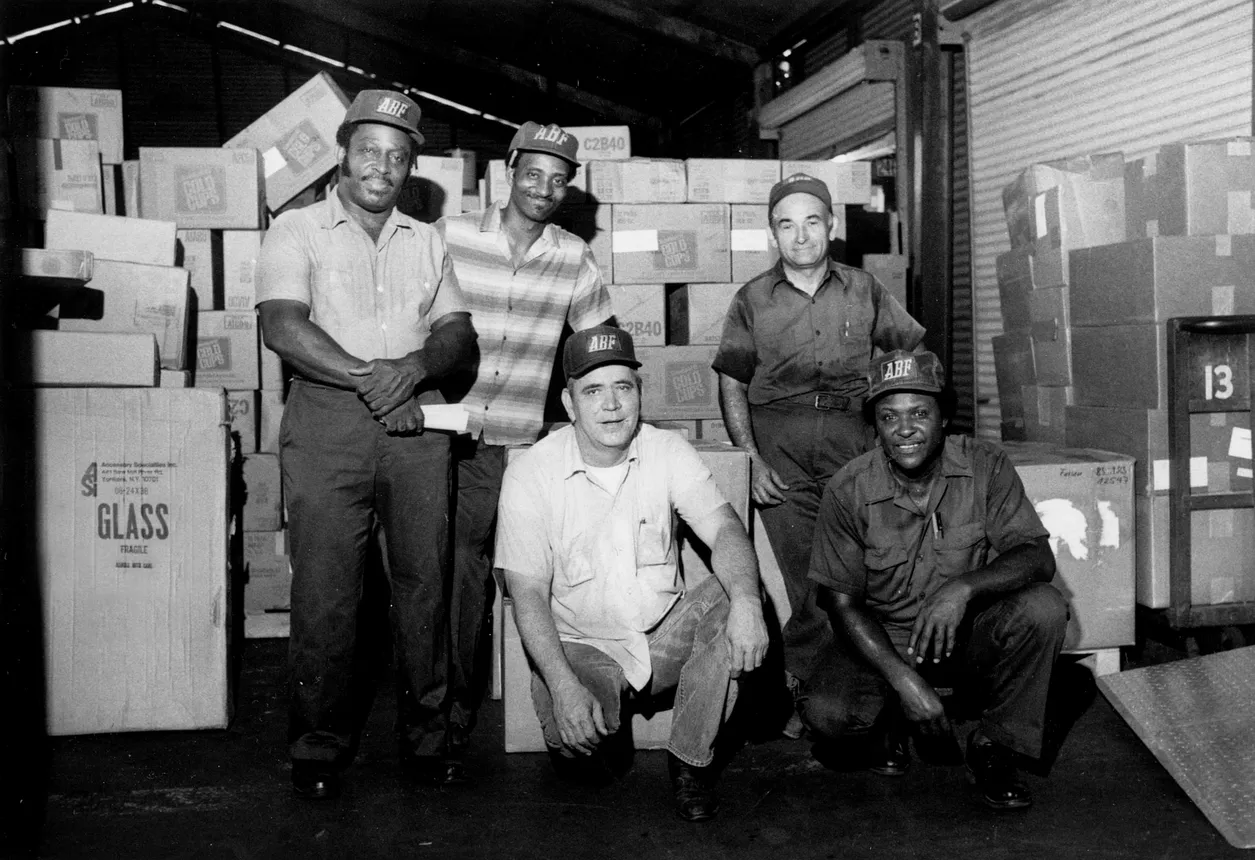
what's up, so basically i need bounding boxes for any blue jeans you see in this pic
[529,574,738,768]
[282,380,453,765]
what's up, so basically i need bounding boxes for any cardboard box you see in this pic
[139,147,265,229]
[607,284,665,347]
[1001,153,1125,250]
[160,369,191,388]
[586,159,687,204]
[1029,180,1126,285]
[195,310,260,390]
[122,160,139,219]
[1004,443,1135,650]
[16,387,229,734]
[223,71,350,211]
[241,452,282,532]
[686,159,780,204]
[611,204,731,284]
[555,205,612,283]
[222,230,265,310]
[175,229,218,303]
[1021,385,1073,445]
[1070,324,1166,409]
[996,247,1033,331]
[992,332,1035,424]
[1136,494,1255,609]
[227,390,259,454]
[1157,138,1255,237]
[7,330,159,387]
[8,85,125,164]
[1069,235,1255,327]
[1125,155,1160,239]
[1065,407,1168,496]
[667,284,739,345]
[730,204,776,282]
[699,418,732,443]
[645,419,698,440]
[637,345,720,420]
[58,259,193,370]
[244,530,291,613]
[45,209,178,266]
[258,390,285,453]
[863,254,908,309]
[21,247,92,282]
[402,155,466,222]
[1029,287,1071,386]
[780,160,873,205]
[564,125,631,160]
[14,138,103,218]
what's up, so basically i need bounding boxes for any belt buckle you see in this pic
[813,393,848,411]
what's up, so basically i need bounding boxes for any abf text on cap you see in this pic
[344,89,425,147]
[563,325,641,379]
[866,348,946,401]
[508,121,580,169]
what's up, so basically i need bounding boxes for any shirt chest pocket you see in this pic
[862,542,911,606]
[933,521,988,578]
[635,518,672,569]
[840,301,877,365]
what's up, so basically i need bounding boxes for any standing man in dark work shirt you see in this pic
[712,173,924,732]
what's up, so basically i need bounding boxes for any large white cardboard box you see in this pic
[21,388,231,734]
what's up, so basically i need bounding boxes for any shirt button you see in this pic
[381,323,388,331]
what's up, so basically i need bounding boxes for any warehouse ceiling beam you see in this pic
[557,0,759,67]
[266,0,660,126]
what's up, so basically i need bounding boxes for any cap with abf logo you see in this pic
[563,325,641,379]
[508,121,580,169]
[344,89,425,147]
[867,348,946,401]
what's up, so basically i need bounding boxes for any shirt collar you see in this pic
[323,184,413,237]
[863,436,974,504]
[769,257,846,296]
[560,424,642,480]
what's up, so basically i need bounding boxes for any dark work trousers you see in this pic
[448,437,507,738]
[798,583,1069,759]
[750,399,873,682]
[282,379,453,766]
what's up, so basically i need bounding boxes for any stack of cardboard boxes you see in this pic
[993,138,1255,612]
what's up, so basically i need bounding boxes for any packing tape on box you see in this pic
[1035,194,1049,239]
[731,228,769,251]
[1151,458,1211,490]
[614,230,659,253]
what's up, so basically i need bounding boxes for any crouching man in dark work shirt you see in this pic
[802,348,1068,810]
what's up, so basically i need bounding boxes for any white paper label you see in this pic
[1212,285,1236,316]
[613,230,660,253]
[1230,426,1252,460]
[1240,467,1254,479]
[1153,459,1170,490]
[1191,456,1209,487]
[1035,193,1049,239]
[262,146,287,178]
[730,229,769,252]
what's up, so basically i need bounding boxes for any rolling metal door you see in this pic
[963,0,1253,438]
[779,81,896,160]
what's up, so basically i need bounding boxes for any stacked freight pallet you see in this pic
[486,134,882,439]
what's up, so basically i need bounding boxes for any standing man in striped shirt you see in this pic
[436,122,613,774]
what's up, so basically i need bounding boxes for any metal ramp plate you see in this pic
[1099,646,1255,849]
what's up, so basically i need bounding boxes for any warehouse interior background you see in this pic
[3,0,1255,857]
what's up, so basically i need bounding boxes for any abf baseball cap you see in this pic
[508,121,580,169]
[345,89,425,147]
[768,172,833,213]
[563,325,641,379]
[867,349,946,402]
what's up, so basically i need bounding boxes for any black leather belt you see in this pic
[813,393,851,411]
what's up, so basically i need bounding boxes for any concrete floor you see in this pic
[5,637,1246,860]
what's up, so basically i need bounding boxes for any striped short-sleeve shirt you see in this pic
[438,204,612,445]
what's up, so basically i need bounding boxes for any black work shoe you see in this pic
[966,731,1033,811]
[291,761,341,800]
[401,753,460,788]
[667,754,719,823]
[868,726,911,777]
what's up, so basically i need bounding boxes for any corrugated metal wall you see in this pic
[964,0,1253,438]
[779,82,896,160]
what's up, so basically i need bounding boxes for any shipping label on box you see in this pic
[258,390,285,453]
[1157,138,1255,238]
[241,453,283,531]
[608,284,665,346]
[564,126,631,161]
[8,330,159,387]
[45,209,178,267]
[176,229,218,301]
[195,310,260,389]
[8,86,125,164]
[21,247,93,282]
[637,345,721,420]
[140,147,265,229]
[15,138,103,218]
[668,284,739,345]
[224,72,349,211]
[58,259,192,370]
[686,159,780,204]
[587,159,687,204]
[556,204,612,282]
[612,204,730,284]
[227,390,258,455]
[222,230,265,310]
[1004,443,1135,649]
[18,388,229,734]
[780,160,872,205]
[244,530,291,613]
[1029,286,1072,386]
[730,204,776,282]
